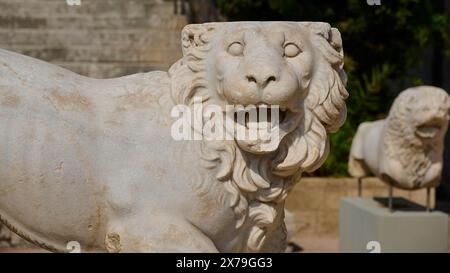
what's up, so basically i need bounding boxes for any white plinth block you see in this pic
[339,197,448,253]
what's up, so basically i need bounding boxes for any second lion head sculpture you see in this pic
[349,86,450,190]
[170,22,348,251]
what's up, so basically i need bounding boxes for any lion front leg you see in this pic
[104,215,218,253]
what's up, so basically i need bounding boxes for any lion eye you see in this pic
[228,42,244,56]
[284,43,301,58]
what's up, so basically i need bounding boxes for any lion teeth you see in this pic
[233,105,287,131]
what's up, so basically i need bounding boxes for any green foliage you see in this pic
[215,0,450,176]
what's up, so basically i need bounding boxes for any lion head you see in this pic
[381,86,450,190]
[169,22,348,252]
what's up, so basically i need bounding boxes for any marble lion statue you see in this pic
[0,22,347,252]
[348,86,449,190]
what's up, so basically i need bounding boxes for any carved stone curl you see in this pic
[0,22,347,252]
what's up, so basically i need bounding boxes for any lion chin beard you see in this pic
[196,101,329,252]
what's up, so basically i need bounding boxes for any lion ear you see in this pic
[303,22,348,134]
[300,22,344,70]
[181,23,220,57]
[171,23,221,104]
[300,22,342,49]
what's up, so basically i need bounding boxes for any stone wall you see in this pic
[0,0,186,78]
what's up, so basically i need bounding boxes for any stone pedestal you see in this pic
[339,197,448,252]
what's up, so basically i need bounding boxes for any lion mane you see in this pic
[169,22,348,252]
[383,87,450,188]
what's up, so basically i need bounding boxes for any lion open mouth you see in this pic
[416,124,441,139]
[231,104,302,154]
[233,105,289,129]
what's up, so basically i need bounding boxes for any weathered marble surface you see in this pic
[349,86,450,190]
[0,224,24,248]
[0,22,347,252]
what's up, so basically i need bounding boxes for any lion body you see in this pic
[0,21,348,252]
[348,86,449,190]
[348,120,384,178]
[0,49,243,252]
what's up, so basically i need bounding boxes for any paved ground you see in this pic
[291,236,339,253]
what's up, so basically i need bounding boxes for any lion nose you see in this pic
[246,68,278,88]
